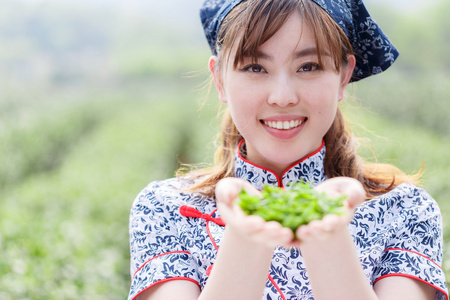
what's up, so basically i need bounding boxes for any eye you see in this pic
[241,64,266,73]
[298,62,321,72]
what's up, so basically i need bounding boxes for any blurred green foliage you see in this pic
[357,0,450,136]
[0,0,449,298]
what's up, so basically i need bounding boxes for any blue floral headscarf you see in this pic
[200,0,399,82]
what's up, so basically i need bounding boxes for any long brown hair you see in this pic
[179,0,419,198]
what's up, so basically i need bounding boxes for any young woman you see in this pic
[128,0,448,299]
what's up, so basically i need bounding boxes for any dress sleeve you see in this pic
[128,181,201,300]
[372,185,448,300]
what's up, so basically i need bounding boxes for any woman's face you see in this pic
[210,11,355,176]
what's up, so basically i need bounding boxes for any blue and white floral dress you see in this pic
[128,142,448,300]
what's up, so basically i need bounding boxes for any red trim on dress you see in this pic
[384,248,443,269]
[131,277,201,300]
[180,206,226,226]
[237,139,325,187]
[373,273,449,300]
[206,264,214,276]
[206,209,220,251]
[268,274,287,300]
[205,209,220,278]
[237,139,281,186]
[281,139,325,181]
[132,250,191,278]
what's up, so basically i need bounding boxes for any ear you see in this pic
[209,56,227,103]
[338,55,356,101]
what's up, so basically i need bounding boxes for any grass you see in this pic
[0,84,217,299]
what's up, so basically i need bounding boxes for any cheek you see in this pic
[227,80,262,112]
[308,78,341,107]
[226,87,265,136]
[226,90,253,123]
[305,90,337,114]
[304,80,340,128]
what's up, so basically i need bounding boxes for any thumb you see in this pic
[215,178,260,223]
[215,177,259,206]
[316,177,365,209]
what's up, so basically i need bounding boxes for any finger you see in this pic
[251,221,294,246]
[296,224,312,241]
[335,178,365,208]
[215,178,243,205]
[306,220,324,236]
[344,184,366,208]
[240,215,266,234]
[215,178,260,205]
[315,177,365,207]
[264,221,294,242]
[295,218,335,242]
[321,214,343,232]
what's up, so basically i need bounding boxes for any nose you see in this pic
[267,73,299,107]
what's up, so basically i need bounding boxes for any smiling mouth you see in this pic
[263,119,305,130]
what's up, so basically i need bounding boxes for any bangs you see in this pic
[216,0,353,71]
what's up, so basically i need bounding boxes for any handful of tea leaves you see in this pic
[237,182,346,232]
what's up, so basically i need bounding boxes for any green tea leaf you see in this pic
[236,182,346,232]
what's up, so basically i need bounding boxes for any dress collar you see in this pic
[233,140,328,190]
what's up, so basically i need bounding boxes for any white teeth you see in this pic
[264,119,303,130]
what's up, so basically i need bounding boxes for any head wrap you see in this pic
[200,0,399,82]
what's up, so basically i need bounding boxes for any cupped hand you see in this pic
[215,177,295,248]
[295,177,365,242]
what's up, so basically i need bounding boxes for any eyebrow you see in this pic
[255,47,330,60]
